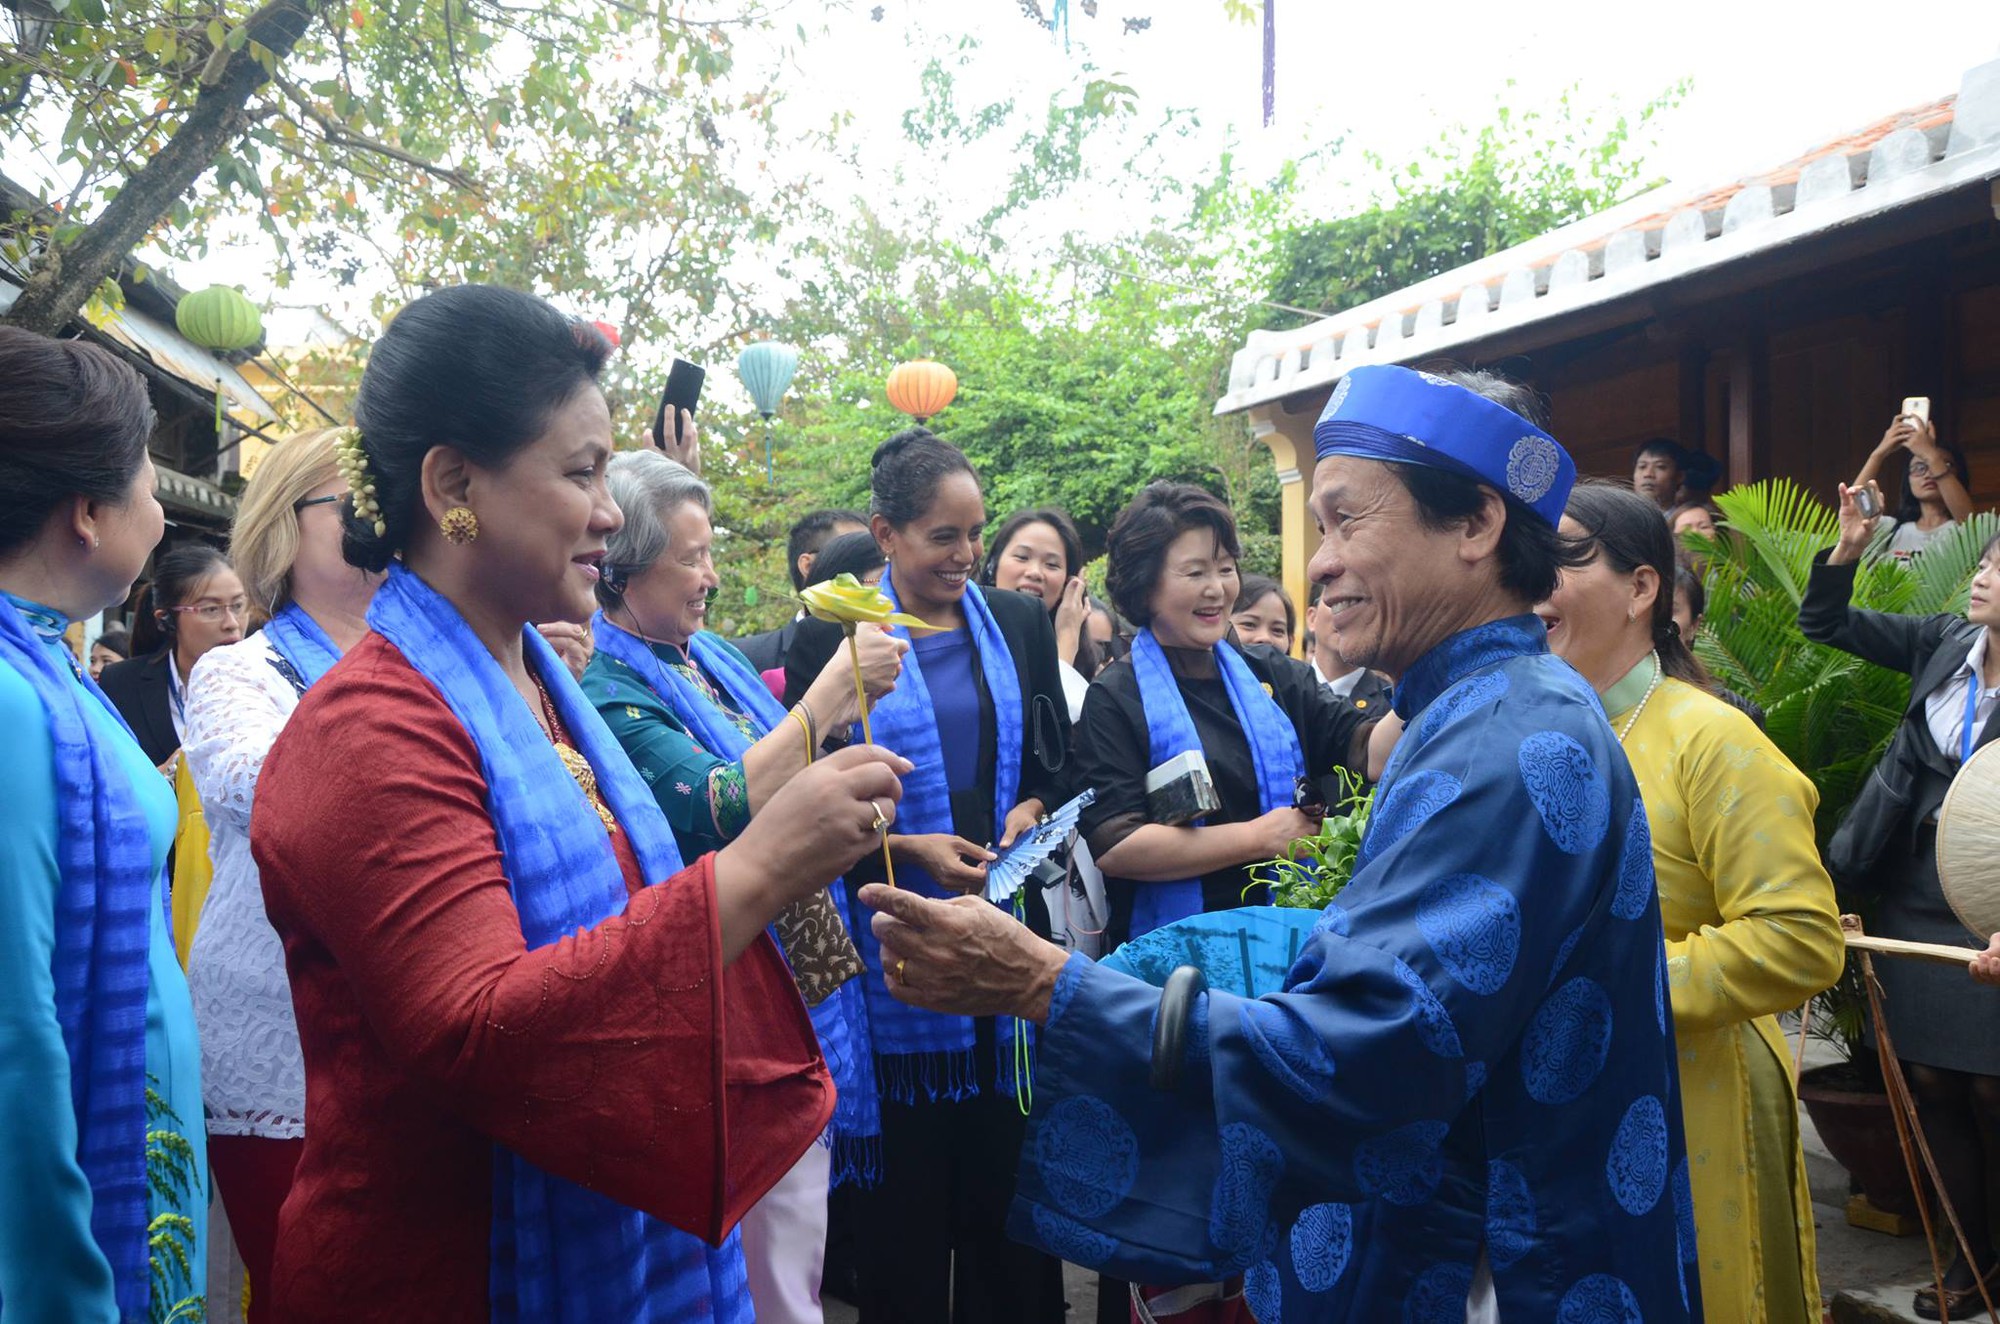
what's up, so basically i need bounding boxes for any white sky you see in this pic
[13,0,2000,343]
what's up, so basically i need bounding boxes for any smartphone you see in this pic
[653,359,706,450]
[1854,483,1883,519]
[1901,396,1931,426]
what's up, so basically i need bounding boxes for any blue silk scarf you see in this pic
[367,566,746,1324]
[863,577,1030,1101]
[591,612,883,1184]
[0,596,154,1320]
[261,602,343,689]
[1126,629,1304,938]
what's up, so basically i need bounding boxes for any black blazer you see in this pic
[733,618,800,674]
[1798,550,2000,881]
[783,584,1069,845]
[98,650,179,766]
[1332,668,1394,716]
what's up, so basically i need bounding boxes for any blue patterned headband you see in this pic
[1312,365,1576,528]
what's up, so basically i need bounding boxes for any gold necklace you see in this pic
[533,673,618,834]
[1615,652,1664,744]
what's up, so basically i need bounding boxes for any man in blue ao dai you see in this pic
[860,365,1700,1322]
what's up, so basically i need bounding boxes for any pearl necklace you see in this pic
[1614,651,1664,744]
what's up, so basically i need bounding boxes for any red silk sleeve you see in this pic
[253,635,831,1244]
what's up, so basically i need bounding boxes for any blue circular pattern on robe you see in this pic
[1522,976,1615,1104]
[1403,1261,1475,1324]
[1209,1123,1285,1267]
[1391,957,1464,1058]
[1366,769,1463,855]
[1516,731,1612,855]
[1672,1156,1696,1261]
[1556,1273,1644,1323]
[1551,923,1585,984]
[1485,1160,1537,1270]
[1244,1259,1283,1323]
[1411,670,1510,747]
[1354,1120,1449,1207]
[1046,959,1081,1026]
[1605,1094,1669,1215]
[1313,902,1352,939]
[1463,1060,1487,1102]
[1611,799,1654,921]
[1035,1095,1139,1219]
[1030,1204,1119,1269]
[1289,1202,1353,1293]
[1240,1000,1339,1103]
[1415,873,1521,995]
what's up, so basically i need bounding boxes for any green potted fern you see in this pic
[1691,479,1998,1222]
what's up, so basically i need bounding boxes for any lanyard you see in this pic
[1963,669,1983,764]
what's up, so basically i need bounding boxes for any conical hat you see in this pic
[1935,738,2000,938]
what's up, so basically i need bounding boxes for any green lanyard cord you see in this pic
[1014,891,1034,1117]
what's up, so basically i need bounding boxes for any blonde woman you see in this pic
[182,428,382,1322]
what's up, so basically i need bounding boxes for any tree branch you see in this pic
[2,0,329,335]
[271,72,482,193]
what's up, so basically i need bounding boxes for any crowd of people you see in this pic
[3,283,1999,1324]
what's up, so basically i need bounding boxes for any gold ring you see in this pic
[895,959,907,983]
[870,800,890,834]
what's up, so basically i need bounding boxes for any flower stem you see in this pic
[848,627,896,888]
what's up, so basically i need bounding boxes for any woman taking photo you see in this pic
[1539,481,1843,1324]
[180,426,383,1320]
[785,426,1070,1324]
[1802,482,2000,1318]
[0,326,205,1320]
[1849,411,1974,560]
[981,506,1098,709]
[1076,482,1379,948]
[249,284,907,1322]
[585,449,905,1323]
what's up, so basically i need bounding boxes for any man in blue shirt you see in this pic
[860,365,1699,1322]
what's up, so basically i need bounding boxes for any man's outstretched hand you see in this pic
[858,883,1069,1024]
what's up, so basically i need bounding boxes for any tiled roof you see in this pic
[1217,81,2000,417]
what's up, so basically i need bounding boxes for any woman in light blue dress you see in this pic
[0,326,206,1321]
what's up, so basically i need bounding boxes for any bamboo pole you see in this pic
[1840,915,1976,967]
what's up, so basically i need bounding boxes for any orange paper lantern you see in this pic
[886,359,958,423]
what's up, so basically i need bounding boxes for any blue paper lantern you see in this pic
[738,340,801,420]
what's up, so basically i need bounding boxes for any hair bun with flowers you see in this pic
[335,427,385,536]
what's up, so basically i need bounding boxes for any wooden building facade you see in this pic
[1217,57,2000,618]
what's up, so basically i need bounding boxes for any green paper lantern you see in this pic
[174,285,263,353]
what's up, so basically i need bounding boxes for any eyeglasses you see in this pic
[294,494,342,511]
[1909,458,1940,477]
[169,599,249,623]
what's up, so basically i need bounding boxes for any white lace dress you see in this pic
[183,632,307,1138]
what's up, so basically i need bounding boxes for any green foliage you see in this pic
[2,0,792,343]
[1250,768,1373,910]
[1693,480,1998,1057]
[145,1080,204,1324]
[1694,481,1996,844]
[1260,82,1684,324]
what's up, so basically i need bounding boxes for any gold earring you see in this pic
[440,507,479,545]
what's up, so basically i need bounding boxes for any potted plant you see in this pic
[1692,479,1998,1222]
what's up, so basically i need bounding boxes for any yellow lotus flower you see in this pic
[800,573,942,632]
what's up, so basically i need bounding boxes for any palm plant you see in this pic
[1689,479,1998,1054]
